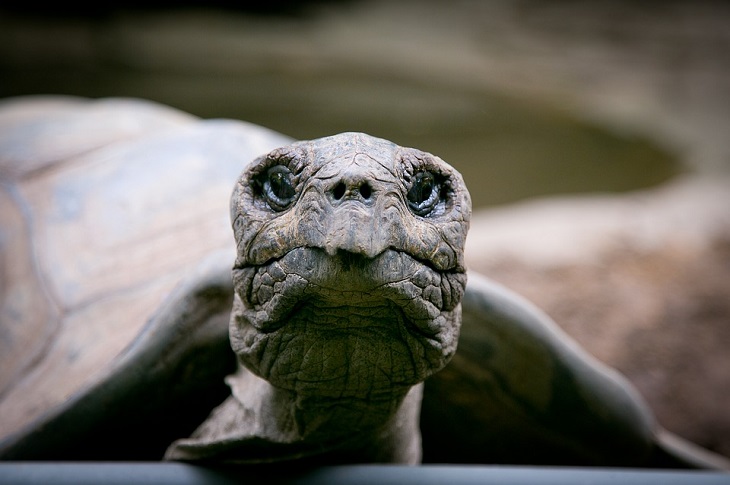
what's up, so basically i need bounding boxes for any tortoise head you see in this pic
[229,132,471,399]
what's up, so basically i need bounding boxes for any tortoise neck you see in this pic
[228,366,423,464]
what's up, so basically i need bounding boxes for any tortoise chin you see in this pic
[229,247,466,398]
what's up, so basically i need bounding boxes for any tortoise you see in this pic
[0,95,727,469]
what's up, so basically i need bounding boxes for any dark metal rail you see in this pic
[0,463,729,485]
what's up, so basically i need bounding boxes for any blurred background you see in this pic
[2,0,729,462]
[4,0,728,210]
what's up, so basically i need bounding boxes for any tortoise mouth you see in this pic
[232,247,460,336]
[229,247,466,395]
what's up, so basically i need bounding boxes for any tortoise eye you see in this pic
[407,171,440,216]
[260,165,296,211]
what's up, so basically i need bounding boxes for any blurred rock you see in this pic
[465,174,730,457]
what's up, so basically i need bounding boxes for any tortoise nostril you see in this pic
[333,182,346,200]
[360,183,372,200]
[331,180,373,202]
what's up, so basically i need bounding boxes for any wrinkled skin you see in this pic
[166,132,471,464]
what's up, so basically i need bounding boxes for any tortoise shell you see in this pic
[2,96,720,468]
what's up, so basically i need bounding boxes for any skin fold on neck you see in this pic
[165,365,423,464]
[226,366,424,464]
